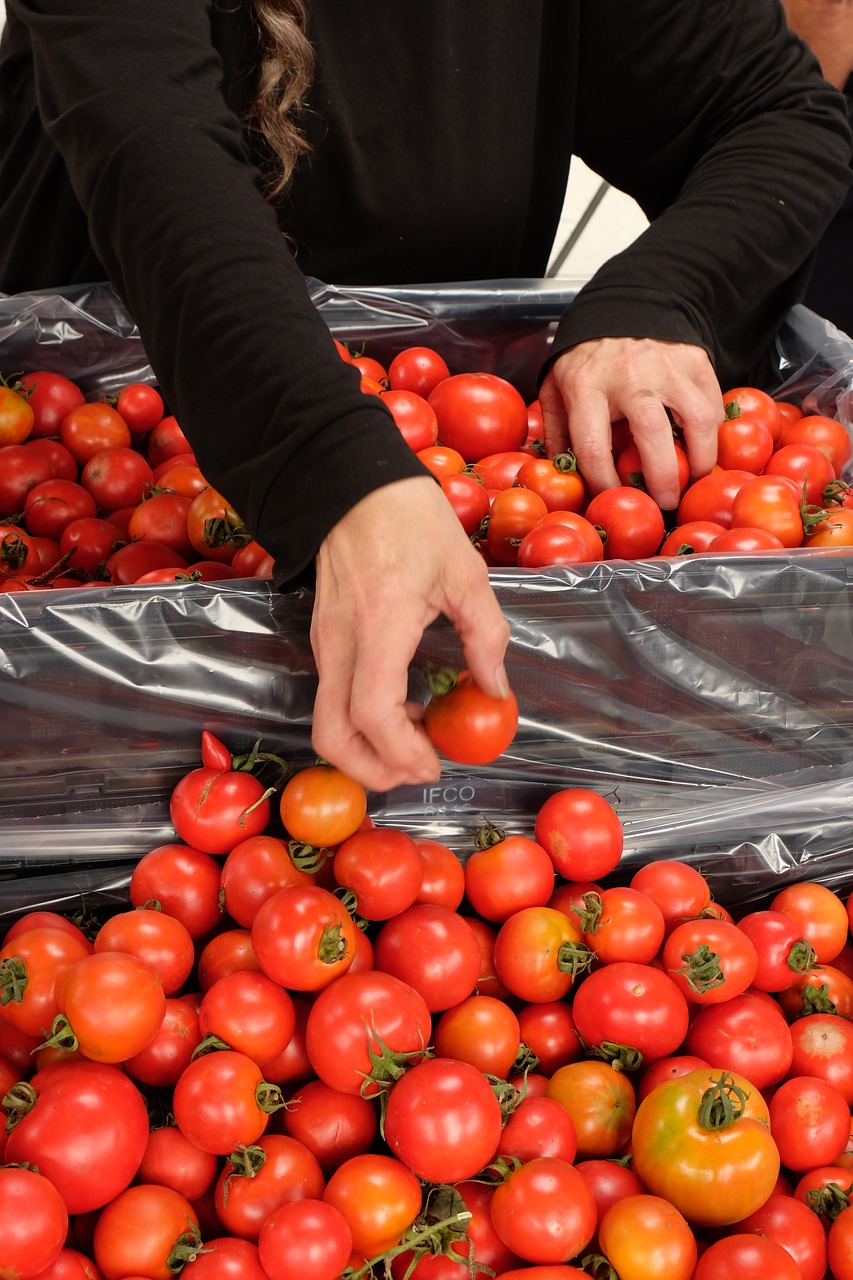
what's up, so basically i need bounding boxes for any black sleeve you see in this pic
[552,0,853,387]
[6,0,429,584]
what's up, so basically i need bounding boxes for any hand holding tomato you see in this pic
[540,338,723,511]
[311,475,510,791]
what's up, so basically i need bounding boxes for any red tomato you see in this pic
[734,1192,828,1280]
[534,788,623,881]
[147,414,192,467]
[716,413,775,473]
[0,925,91,1037]
[197,929,260,992]
[258,1199,352,1280]
[220,834,315,929]
[93,1184,202,1280]
[416,444,467,477]
[788,1012,853,1103]
[572,961,690,1066]
[584,486,665,558]
[0,443,52,517]
[25,436,78,481]
[579,885,665,965]
[768,1075,851,1172]
[517,1000,583,1074]
[518,516,604,566]
[517,455,585,513]
[780,412,852,474]
[424,670,519,766]
[373,903,481,1013]
[186,486,249,563]
[736,908,816,991]
[0,1165,68,1280]
[628,859,712,934]
[170,757,271,856]
[182,1237,268,1279]
[380,388,438,451]
[722,386,785,443]
[676,468,755,527]
[616,440,690,498]
[105,539,189,583]
[59,402,131,464]
[305,970,432,1097]
[470,449,535,491]
[662,918,758,1004]
[282,1078,378,1176]
[765,441,836,506]
[413,838,465,910]
[123,996,203,1088]
[18,370,85,438]
[129,843,224,938]
[433,994,521,1077]
[213,1133,325,1241]
[657,519,727,556]
[199,969,296,1064]
[57,951,166,1063]
[116,382,165,435]
[173,1049,276,1155]
[127,492,195,558]
[333,826,424,921]
[388,346,451,397]
[730,474,804,546]
[692,1234,802,1280]
[429,372,527,462]
[545,1061,637,1159]
[24,478,97,539]
[251,883,359,991]
[486,485,549,564]
[464,830,555,923]
[493,906,589,1004]
[440,471,491,535]
[771,880,850,963]
[59,516,122,576]
[93,906,195,995]
[497,1096,579,1166]
[684,992,793,1090]
[385,1056,503,1182]
[806,505,853,547]
[706,526,785,553]
[323,1153,422,1263]
[490,1158,597,1264]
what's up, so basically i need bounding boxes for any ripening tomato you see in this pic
[416,444,467,477]
[787,1012,853,1103]
[545,1061,636,1159]
[424,669,519,766]
[0,382,35,446]
[60,402,131,464]
[597,1194,698,1280]
[186,486,250,563]
[534,788,623,881]
[323,1153,422,1264]
[127,492,195,558]
[771,880,850,964]
[92,1184,202,1280]
[429,372,528,462]
[493,906,590,1004]
[806,506,853,547]
[486,485,549,564]
[57,950,166,1063]
[730,474,804,547]
[579,886,665,965]
[279,764,367,848]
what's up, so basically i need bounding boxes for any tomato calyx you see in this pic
[580,1252,619,1279]
[797,981,837,1016]
[513,1042,540,1077]
[192,1033,233,1059]
[363,1021,431,1113]
[219,1143,267,1206]
[824,478,853,507]
[577,890,604,934]
[473,817,507,850]
[201,513,252,551]
[288,838,331,875]
[786,937,818,974]
[586,1040,644,1073]
[674,941,725,995]
[425,665,461,698]
[255,1080,287,1114]
[36,1013,79,1055]
[2,1081,37,1133]
[332,887,369,933]
[166,1222,208,1273]
[344,1183,473,1280]
[805,1178,853,1222]
[557,937,595,978]
[697,1071,749,1130]
[0,956,28,1004]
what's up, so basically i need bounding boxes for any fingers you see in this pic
[310,476,510,792]
[549,338,722,509]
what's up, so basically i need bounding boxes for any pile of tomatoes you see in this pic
[0,371,272,593]
[2,731,853,1280]
[2,346,853,595]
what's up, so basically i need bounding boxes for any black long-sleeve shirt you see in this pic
[0,1,850,582]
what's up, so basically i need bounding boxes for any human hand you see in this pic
[539,337,724,511]
[781,0,853,89]
[310,475,511,792]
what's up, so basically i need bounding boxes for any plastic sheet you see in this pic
[2,281,853,915]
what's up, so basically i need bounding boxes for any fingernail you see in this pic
[494,665,511,699]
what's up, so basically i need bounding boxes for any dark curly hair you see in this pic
[248,0,315,194]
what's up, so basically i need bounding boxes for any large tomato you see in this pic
[56,950,166,1063]
[428,373,528,462]
[597,1194,697,1280]
[332,826,424,921]
[631,1068,779,1226]
[583,486,665,558]
[683,992,793,1091]
[464,829,554,923]
[570,961,690,1067]
[423,669,519,766]
[322,1153,422,1265]
[384,1056,503,1183]
[492,906,591,1003]
[251,883,359,992]
[170,758,271,856]
[734,1192,828,1280]
[172,1049,278,1155]
[258,1199,353,1280]
[767,1074,851,1172]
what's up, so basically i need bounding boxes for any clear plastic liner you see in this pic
[2,281,853,915]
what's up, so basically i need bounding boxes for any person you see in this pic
[0,1,850,792]
[781,0,853,337]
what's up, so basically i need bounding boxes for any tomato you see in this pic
[781,412,852,474]
[788,1012,853,1103]
[105,538,189,583]
[662,918,758,1004]
[736,908,816,991]
[173,1049,278,1155]
[24,1247,104,1280]
[123,997,202,1086]
[197,929,260,991]
[214,1133,324,1241]
[305,970,432,1097]
[440,471,491,535]
[116,382,165,435]
[59,516,122,575]
[199,969,295,1064]
[675,468,755,527]
[59,402,130,463]
[333,826,424,921]
[616,439,690,498]
[129,843,223,938]
[545,1061,636,1159]
[517,1000,583,1074]
[806,505,853,546]
[768,1074,851,1172]
[258,1198,353,1280]
[571,962,690,1067]
[716,413,775,473]
[771,879,850,963]
[575,1159,647,1236]
[829,1205,853,1280]
[0,382,35,447]
[127,492,194,557]
[24,478,97,539]
[4,1060,150,1213]
[766,441,837,507]
[730,474,804,547]
[631,1069,779,1226]
[417,444,467,477]
[0,925,91,1037]
[684,992,793,1090]
[657,519,727,556]
[470,449,536,491]
[597,1194,698,1280]
[429,372,528,462]
[694,1234,802,1280]
[777,962,853,1019]
[220,835,314,929]
[380,388,438,451]
[722,386,785,443]
[492,906,590,1003]
[282,1078,378,1176]
[93,906,195,995]
[628,859,711,934]
[388,346,451,397]
[517,455,585,513]
[413,838,465,910]
[579,886,665,965]
[186,486,250,563]
[18,370,85,438]
[465,830,555,924]
[424,670,519,766]
[259,995,313,1090]
[170,758,270,856]
[25,436,78,481]
[490,1158,597,1264]
[279,764,367,848]
[534,788,623,881]
[323,1153,422,1264]
[497,1096,579,1166]
[57,950,166,1063]
[147,414,192,467]
[92,1184,202,1280]
[433,994,520,1077]
[735,1193,828,1280]
[0,1165,68,1280]
[182,1236,268,1279]
[251,883,359,991]
[584,486,665,558]
[706,526,785,552]
[373,903,480,1013]
[518,517,604,566]
[486,485,549,564]
[0,443,52,517]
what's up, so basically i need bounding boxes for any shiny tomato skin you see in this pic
[424,670,519,765]
[281,1078,378,1176]
[518,519,603,566]
[172,1049,271,1156]
[534,788,623,881]
[24,478,98,539]
[496,1096,579,1166]
[380,388,438,452]
[683,992,793,1091]
[429,372,528,462]
[322,1153,422,1264]
[182,1236,269,1279]
[0,926,92,1038]
[580,885,665,965]
[692,1234,802,1280]
[373,903,481,1013]
[493,906,589,1004]
[433,994,521,1078]
[170,763,270,856]
[92,1184,201,1280]
[545,1061,636,1159]
[220,835,315,929]
[828,1205,853,1280]
[516,455,585,513]
[781,412,852,474]
[787,1012,853,1103]
[440,471,491,535]
[129,843,224,939]
[116,382,164,435]
[662,918,758,1004]
[258,1199,353,1280]
[279,764,367,849]
[571,961,690,1066]
[93,906,195,996]
[675,468,755,527]
[734,1192,828,1280]
[486,486,550,564]
[765,441,836,505]
[57,950,166,1064]
[574,1159,647,1233]
[413,838,466,910]
[251,883,358,992]
[628,859,711,935]
[388,346,451,397]
[489,1158,597,1264]
[716,413,774,473]
[137,1124,219,1203]
[722,385,785,443]
[771,879,850,964]
[730,474,804,547]
[0,1165,68,1280]
[768,1074,851,1172]
[199,969,296,1065]
[332,827,424,921]
[384,1056,503,1183]
[583,486,665,559]
[213,1133,325,1241]
[464,832,556,923]
[597,1194,697,1280]
[19,370,85,438]
[657,519,727,556]
[517,1000,583,1074]
[60,403,131,464]
[736,908,816,991]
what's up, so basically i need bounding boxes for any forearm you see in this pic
[781,0,853,89]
